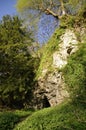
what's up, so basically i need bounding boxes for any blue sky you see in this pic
[37,14,59,43]
[0,0,17,20]
[0,0,59,44]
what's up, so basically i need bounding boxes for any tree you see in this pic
[16,0,86,44]
[16,0,86,18]
[16,0,66,18]
[0,15,37,108]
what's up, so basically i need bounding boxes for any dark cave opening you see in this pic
[43,96,50,108]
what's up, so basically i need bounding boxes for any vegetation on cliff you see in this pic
[0,0,86,130]
[63,42,86,104]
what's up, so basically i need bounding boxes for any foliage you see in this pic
[16,0,86,15]
[16,0,86,44]
[16,0,60,12]
[14,101,86,130]
[68,0,86,14]
[36,28,64,78]
[60,15,75,28]
[0,109,33,130]
[60,12,86,29]
[0,112,19,130]
[0,15,38,108]
[63,42,86,103]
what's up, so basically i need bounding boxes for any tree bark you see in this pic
[45,8,59,18]
[60,0,66,15]
[40,0,66,19]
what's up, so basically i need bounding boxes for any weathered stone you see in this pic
[39,72,69,107]
[53,29,78,68]
[33,71,69,109]
[32,29,79,109]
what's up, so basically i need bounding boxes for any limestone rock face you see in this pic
[53,29,78,68]
[37,72,69,107]
[33,29,79,109]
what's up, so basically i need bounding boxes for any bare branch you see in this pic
[60,0,66,15]
[45,8,59,18]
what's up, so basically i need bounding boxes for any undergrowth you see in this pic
[63,42,86,103]
[14,101,86,130]
[0,109,34,130]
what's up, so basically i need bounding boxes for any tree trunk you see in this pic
[60,0,66,15]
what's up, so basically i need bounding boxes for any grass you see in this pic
[14,101,86,130]
[0,109,34,130]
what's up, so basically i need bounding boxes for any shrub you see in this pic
[63,42,86,104]
[0,112,19,130]
[0,109,34,130]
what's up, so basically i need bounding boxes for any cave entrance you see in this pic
[43,96,50,108]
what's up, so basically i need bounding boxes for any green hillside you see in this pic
[14,101,86,130]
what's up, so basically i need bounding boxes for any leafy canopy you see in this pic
[16,0,86,15]
[0,15,37,108]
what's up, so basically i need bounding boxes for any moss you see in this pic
[62,42,86,103]
[36,14,86,79]
[60,14,86,29]
[60,15,76,29]
[36,28,65,79]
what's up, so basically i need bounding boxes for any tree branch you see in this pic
[60,0,66,15]
[45,8,59,19]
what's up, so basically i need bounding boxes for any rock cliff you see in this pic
[32,27,85,109]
